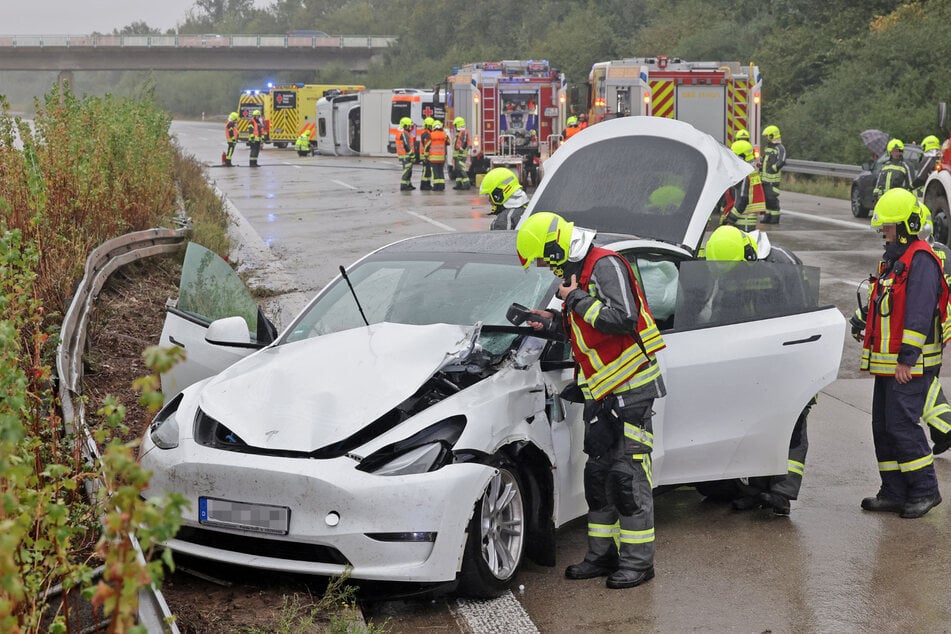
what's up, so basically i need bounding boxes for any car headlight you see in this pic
[149,393,183,449]
[357,415,466,475]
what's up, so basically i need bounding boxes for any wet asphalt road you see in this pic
[171,121,951,632]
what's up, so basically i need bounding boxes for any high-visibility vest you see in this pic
[564,125,580,140]
[454,129,469,153]
[396,129,412,157]
[225,120,239,142]
[564,247,665,400]
[428,130,448,161]
[862,240,950,376]
[249,118,263,142]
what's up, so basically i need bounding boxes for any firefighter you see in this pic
[722,140,766,230]
[578,113,589,130]
[704,225,815,515]
[480,167,528,230]
[295,131,312,157]
[735,129,750,142]
[516,212,666,589]
[418,116,434,191]
[396,117,415,191]
[911,135,942,192]
[858,188,947,518]
[872,138,912,202]
[248,109,264,168]
[564,116,581,141]
[760,125,786,224]
[428,120,449,191]
[224,111,239,167]
[451,117,471,190]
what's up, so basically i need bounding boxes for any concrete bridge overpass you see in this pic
[0,34,396,72]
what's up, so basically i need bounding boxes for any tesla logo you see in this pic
[423,106,434,116]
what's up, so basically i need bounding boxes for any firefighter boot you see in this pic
[759,491,791,516]
[606,566,655,590]
[861,494,904,513]
[900,492,942,519]
[565,512,619,579]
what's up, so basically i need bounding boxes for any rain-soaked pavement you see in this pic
[171,121,951,632]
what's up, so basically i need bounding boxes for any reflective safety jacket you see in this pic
[564,125,580,140]
[249,118,263,142]
[428,129,448,161]
[862,240,950,376]
[874,158,912,195]
[453,128,469,155]
[761,142,786,185]
[726,170,766,230]
[396,129,412,157]
[225,120,239,142]
[564,247,665,401]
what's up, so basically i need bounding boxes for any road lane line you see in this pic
[454,592,538,633]
[404,210,456,232]
[332,179,358,190]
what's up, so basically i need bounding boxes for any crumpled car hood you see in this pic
[195,322,475,452]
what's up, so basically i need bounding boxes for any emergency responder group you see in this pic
[397,116,474,192]
[719,126,786,229]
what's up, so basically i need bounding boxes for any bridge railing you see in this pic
[0,34,395,48]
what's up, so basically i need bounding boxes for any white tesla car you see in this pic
[140,117,846,597]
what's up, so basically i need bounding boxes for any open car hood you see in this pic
[196,322,476,452]
[527,117,753,251]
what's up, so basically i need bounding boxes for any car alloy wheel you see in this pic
[479,467,525,580]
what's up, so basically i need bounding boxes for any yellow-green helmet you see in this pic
[566,116,579,126]
[763,125,781,141]
[871,188,922,236]
[453,116,465,128]
[705,226,758,262]
[886,138,904,153]
[735,129,750,141]
[400,116,413,128]
[516,212,574,270]
[731,140,754,162]
[922,135,941,153]
[252,109,261,116]
[424,116,435,129]
[647,185,685,211]
[229,112,239,121]
[480,167,521,205]
[433,120,443,130]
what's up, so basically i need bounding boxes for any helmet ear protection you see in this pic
[543,237,566,265]
[907,208,922,233]
[490,186,506,205]
[743,240,758,262]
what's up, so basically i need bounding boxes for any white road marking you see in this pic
[404,210,456,232]
[454,592,538,633]
[332,179,358,190]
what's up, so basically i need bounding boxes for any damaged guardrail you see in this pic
[56,227,187,634]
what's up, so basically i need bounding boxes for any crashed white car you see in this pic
[141,117,845,596]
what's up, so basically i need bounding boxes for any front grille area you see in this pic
[175,526,351,565]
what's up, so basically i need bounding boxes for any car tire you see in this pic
[457,464,525,598]
[925,191,950,246]
[851,184,869,218]
[275,142,288,149]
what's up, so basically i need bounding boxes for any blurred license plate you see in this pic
[199,497,290,535]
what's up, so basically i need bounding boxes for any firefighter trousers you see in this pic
[249,140,261,167]
[399,156,414,188]
[225,141,236,164]
[922,374,951,443]
[763,182,781,222]
[872,372,939,501]
[738,396,814,500]
[581,399,655,572]
[453,153,470,188]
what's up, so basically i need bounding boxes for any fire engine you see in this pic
[587,56,762,152]
[264,83,365,147]
[236,89,268,143]
[445,60,567,169]
[922,102,951,245]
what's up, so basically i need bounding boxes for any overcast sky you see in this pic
[4,0,271,35]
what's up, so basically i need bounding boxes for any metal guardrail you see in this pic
[783,158,862,178]
[0,34,396,49]
[57,227,188,634]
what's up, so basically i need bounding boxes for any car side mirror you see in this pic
[205,316,253,347]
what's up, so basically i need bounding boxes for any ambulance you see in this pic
[264,83,365,147]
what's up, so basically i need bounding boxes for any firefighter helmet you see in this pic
[763,125,781,141]
[871,187,922,237]
[516,212,574,270]
[886,138,904,153]
[922,135,941,153]
[735,129,750,141]
[252,109,261,116]
[705,226,758,262]
[229,112,239,121]
[480,167,521,206]
[453,116,465,128]
[566,116,578,127]
[400,117,412,129]
[731,140,754,162]
[647,185,685,211]
[433,120,443,130]
[424,116,435,128]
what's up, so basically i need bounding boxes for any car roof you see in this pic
[525,117,752,250]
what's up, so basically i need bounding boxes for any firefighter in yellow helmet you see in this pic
[857,188,947,518]
[451,116,471,190]
[396,117,416,191]
[872,138,912,202]
[224,112,239,167]
[295,130,312,157]
[516,211,665,589]
[480,167,528,229]
[248,109,264,168]
[564,115,581,141]
[721,140,766,230]
[760,125,785,224]
[912,134,943,193]
[428,120,449,191]
[418,116,435,190]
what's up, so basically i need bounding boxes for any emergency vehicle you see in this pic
[315,89,392,157]
[264,83,365,147]
[236,89,268,142]
[922,102,951,246]
[385,89,445,154]
[445,60,567,162]
[587,56,762,151]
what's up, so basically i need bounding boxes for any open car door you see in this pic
[159,242,277,401]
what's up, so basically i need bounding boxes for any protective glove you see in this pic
[849,307,867,342]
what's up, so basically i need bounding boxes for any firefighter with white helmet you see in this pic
[515,211,666,589]
[479,167,528,229]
